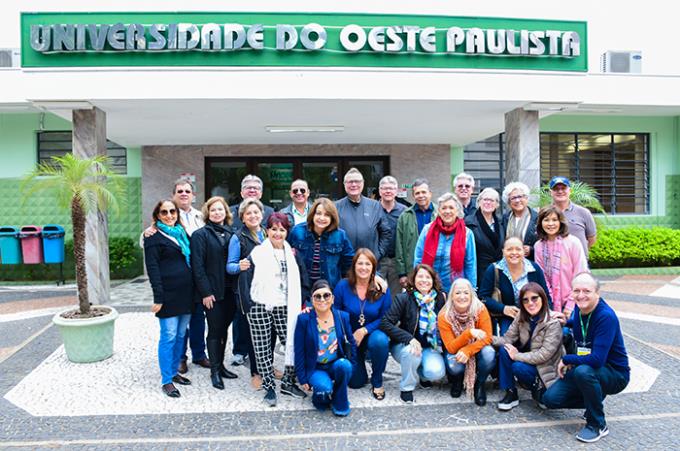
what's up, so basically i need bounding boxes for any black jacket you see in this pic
[466,209,505,289]
[237,248,311,314]
[190,224,235,302]
[144,233,194,318]
[380,291,446,348]
[501,208,539,260]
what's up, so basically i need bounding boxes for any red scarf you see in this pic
[422,216,466,274]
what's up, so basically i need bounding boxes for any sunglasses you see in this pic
[312,292,333,301]
[159,208,177,216]
[521,295,541,305]
[457,184,472,189]
[175,189,192,194]
[292,188,307,195]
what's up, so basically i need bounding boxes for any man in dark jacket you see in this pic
[542,273,629,443]
[230,174,274,229]
[335,168,391,261]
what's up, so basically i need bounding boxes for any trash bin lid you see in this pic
[19,225,42,235]
[0,226,19,235]
[42,224,65,232]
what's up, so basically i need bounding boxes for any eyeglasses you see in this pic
[509,195,527,202]
[456,184,472,189]
[244,185,261,191]
[292,188,307,195]
[345,180,363,185]
[312,292,333,301]
[521,295,541,304]
[159,208,177,216]
[480,198,497,203]
[380,186,397,191]
[175,189,192,194]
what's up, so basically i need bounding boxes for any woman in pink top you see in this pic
[533,206,588,318]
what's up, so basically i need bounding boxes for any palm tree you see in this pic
[531,180,606,213]
[22,154,123,316]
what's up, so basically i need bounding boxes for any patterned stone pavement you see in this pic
[0,275,679,449]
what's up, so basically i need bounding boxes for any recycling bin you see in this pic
[0,226,21,264]
[19,225,43,264]
[42,224,66,264]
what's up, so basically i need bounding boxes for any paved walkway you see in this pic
[0,275,679,449]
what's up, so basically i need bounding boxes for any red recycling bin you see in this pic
[19,225,43,264]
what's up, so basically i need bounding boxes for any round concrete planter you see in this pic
[52,306,119,363]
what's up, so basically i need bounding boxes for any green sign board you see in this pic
[21,12,587,71]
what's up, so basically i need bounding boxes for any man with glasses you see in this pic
[454,172,477,217]
[377,175,406,294]
[281,179,312,226]
[230,174,275,229]
[542,272,629,443]
[335,168,391,262]
[549,176,597,258]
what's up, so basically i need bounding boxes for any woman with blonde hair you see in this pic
[438,278,495,406]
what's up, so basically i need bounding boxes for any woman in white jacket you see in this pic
[238,212,310,407]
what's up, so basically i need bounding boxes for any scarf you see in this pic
[422,216,466,275]
[542,236,563,312]
[476,209,500,250]
[507,208,531,240]
[249,239,302,367]
[445,305,479,399]
[156,220,191,267]
[414,290,440,352]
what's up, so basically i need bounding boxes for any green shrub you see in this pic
[589,227,680,268]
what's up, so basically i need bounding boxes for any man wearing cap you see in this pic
[549,176,597,258]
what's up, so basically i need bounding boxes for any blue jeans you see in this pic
[445,345,496,383]
[498,346,539,390]
[181,303,207,362]
[391,343,446,391]
[542,364,629,430]
[158,314,191,385]
[309,358,353,416]
[349,329,390,389]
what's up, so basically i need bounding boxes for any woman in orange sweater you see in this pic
[438,278,496,406]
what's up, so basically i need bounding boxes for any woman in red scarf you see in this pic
[414,192,477,293]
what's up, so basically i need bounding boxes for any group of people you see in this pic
[143,170,627,443]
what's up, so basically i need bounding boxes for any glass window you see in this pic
[347,160,385,199]
[208,161,248,206]
[302,162,340,200]
[258,162,294,210]
[463,134,506,192]
[37,131,127,175]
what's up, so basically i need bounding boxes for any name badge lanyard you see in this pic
[579,311,592,345]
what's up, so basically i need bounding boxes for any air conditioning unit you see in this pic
[0,48,20,67]
[601,51,642,73]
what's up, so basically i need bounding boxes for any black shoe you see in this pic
[172,374,192,386]
[474,380,487,406]
[162,383,181,398]
[281,382,308,399]
[449,374,463,398]
[498,388,519,411]
[419,380,433,390]
[211,371,224,390]
[219,365,238,379]
[400,390,414,404]
[532,386,546,409]
[264,388,277,407]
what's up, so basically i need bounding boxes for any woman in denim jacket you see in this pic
[288,198,355,291]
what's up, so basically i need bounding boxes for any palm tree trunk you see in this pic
[71,196,90,315]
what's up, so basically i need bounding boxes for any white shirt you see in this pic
[179,207,204,236]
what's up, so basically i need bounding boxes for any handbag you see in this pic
[489,266,503,318]
[336,309,353,358]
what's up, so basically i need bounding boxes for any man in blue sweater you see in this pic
[542,272,630,443]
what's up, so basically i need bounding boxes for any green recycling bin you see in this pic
[0,226,21,264]
[42,224,66,264]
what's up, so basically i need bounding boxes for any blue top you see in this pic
[415,203,435,235]
[478,258,552,315]
[413,222,477,292]
[287,223,354,289]
[226,229,265,274]
[563,298,630,376]
[317,325,338,364]
[333,278,392,334]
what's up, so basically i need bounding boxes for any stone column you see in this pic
[72,107,110,305]
[504,108,540,190]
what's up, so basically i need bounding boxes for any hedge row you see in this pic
[589,227,680,268]
[0,236,143,281]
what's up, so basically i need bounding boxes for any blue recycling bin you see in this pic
[0,226,22,264]
[42,224,66,264]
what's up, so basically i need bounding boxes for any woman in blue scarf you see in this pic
[144,199,194,398]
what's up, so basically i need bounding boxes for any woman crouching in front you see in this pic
[294,280,357,416]
[493,282,564,411]
[438,278,496,406]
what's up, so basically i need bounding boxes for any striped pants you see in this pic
[247,303,295,391]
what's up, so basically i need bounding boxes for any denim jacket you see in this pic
[287,223,354,289]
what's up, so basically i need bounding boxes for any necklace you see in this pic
[358,298,367,327]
